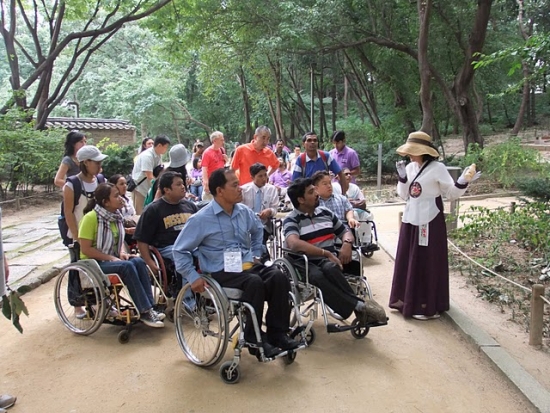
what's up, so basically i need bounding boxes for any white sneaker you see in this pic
[140,309,165,328]
[152,309,166,321]
[412,314,440,321]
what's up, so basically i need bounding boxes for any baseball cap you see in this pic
[76,145,108,162]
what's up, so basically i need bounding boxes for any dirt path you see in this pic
[0,251,535,413]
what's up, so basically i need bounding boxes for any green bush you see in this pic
[0,110,64,198]
[456,202,550,258]
[515,175,550,202]
[96,138,135,179]
[461,138,545,189]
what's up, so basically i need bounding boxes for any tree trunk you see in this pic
[512,62,530,135]
[449,0,493,150]
[417,0,434,134]
[238,66,253,141]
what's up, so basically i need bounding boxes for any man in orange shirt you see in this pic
[231,126,280,185]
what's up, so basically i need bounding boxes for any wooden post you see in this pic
[510,202,516,213]
[529,284,545,346]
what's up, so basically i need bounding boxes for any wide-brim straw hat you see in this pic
[396,131,440,158]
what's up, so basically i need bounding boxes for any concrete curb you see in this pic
[379,237,550,413]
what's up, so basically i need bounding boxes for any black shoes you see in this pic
[247,340,281,359]
[267,333,300,351]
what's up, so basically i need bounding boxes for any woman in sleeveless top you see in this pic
[54,131,87,188]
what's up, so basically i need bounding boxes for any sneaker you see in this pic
[0,394,16,409]
[140,309,165,328]
[107,306,119,319]
[75,307,86,320]
[363,299,387,323]
[152,309,166,321]
[412,314,440,321]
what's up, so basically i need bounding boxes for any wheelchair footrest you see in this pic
[326,323,355,333]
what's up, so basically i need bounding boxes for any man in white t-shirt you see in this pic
[132,135,170,214]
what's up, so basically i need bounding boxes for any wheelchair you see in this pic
[53,245,167,344]
[353,209,380,258]
[145,246,180,321]
[270,222,386,344]
[173,273,307,384]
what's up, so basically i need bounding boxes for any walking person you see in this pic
[0,252,17,412]
[131,135,170,214]
[389,131,479,320]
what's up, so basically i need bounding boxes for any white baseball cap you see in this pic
[76,145,108,162]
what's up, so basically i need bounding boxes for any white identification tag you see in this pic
[224,248,242,273]
[419,224,429,246]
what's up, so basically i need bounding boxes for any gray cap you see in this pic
[76,145,108,162]
[169,144,191,168]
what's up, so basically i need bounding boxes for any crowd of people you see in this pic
[0,126,479,404]
[47,126,479,350]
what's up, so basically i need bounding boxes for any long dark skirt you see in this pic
[389,207,450,318]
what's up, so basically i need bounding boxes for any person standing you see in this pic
[131,135,171,214]
[201,131,228,200]
[329,130,361,183]
[291,131,348,194]
[272,139,291,170]
[230,126,279,185]
[288,145,301,171]
[54,131,87,188]
[389,131,480,320]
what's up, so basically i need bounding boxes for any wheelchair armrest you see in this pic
[282,248,310,285]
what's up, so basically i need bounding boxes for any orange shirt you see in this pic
[230,143,280,185]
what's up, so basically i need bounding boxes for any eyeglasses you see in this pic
[306,139,318,143]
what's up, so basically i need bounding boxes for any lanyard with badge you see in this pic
[408,160,432,246]
[217,214,249,272]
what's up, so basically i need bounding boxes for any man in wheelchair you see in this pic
[284,178,387,327]
[173,168,300,358]
[134,171,198,295]
[240,162,279,262]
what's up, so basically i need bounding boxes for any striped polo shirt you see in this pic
[283,206,346,253]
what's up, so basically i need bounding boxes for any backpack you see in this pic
[300,151,329,178]
[58,174,105,246]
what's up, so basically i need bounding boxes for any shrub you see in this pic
[96,138,135,179]
[0,110,64,198]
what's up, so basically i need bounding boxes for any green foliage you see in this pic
[96,138,135,179]
[515,176,550,202]
[456,202,550,258]
[461,138,545,189]
[0,110,64,198]
[2,290,29,334]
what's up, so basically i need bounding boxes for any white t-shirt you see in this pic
[132,147,161,196]
[64,178,100,239]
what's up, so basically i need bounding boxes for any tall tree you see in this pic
[0,0,171,129]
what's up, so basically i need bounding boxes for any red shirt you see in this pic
[230,143,279,185]
[201,146,226,178]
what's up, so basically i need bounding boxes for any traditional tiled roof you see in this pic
[45,117,135,130]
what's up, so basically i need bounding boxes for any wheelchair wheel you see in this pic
[283,350,297,365]
[219,361,241,384]
[350,319,370,339]
[305,327,316,345]
[174,279,229,367]
[118,330,130,344]
[54,263,107,335]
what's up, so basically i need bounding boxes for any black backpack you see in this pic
[58,174,105,246]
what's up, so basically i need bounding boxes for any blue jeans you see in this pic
[98,257,154,313]
[190,184,203,201]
